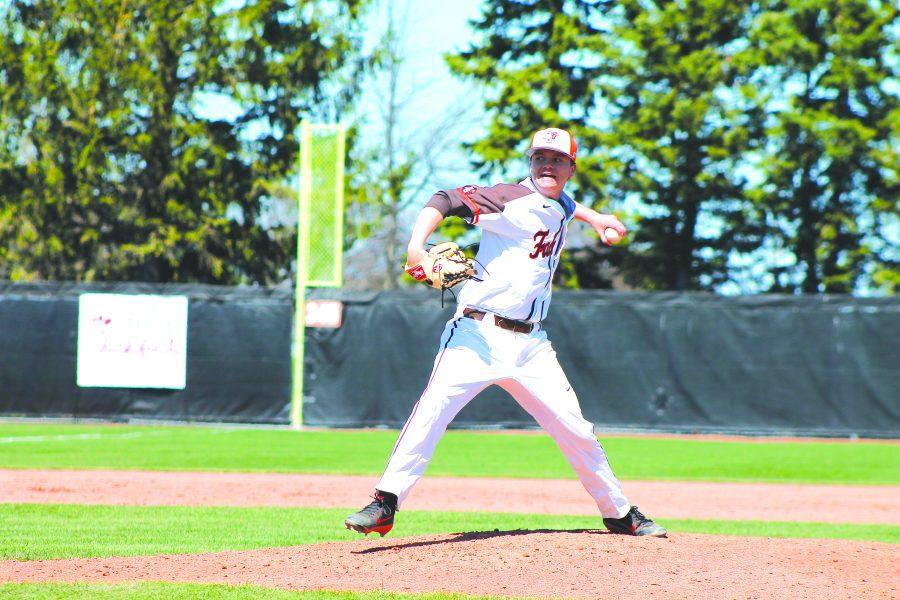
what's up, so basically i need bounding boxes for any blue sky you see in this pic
[354,0,491,187]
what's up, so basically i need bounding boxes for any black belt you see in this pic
[462,308,535,334]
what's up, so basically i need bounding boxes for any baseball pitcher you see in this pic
[345,128,667,538]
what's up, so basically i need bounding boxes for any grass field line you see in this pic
[3,503,898,562]
[0,584,465,600]
[0,431,174,444]
[1,424,897,485]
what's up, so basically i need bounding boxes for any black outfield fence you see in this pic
[0,281,293,423]
[303,289,899,438]
[1,281,897,437]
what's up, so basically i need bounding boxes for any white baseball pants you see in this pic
[377,314,631,519]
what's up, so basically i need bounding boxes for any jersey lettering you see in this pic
[529,229,560,259]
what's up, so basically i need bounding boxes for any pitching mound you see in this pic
[2,530,896,599]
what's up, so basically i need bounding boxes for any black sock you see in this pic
[376,490,398,508]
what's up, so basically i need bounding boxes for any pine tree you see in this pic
[447,0,608,176]
[447,0,765,290]
[446,0,629,287]
[745,0,898,293]
[0,0,366,284]
[595,0,764,290]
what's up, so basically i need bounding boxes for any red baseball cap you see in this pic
[525,128,577,163]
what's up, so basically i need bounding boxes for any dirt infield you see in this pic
[2,469,898,524]
[2,469,898,598]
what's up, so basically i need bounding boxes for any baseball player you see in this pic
[345,128,667,538]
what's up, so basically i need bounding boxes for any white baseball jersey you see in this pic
[375,176,633,520]
[426,177,576,322]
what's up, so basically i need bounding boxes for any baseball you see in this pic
[604,227,622,244]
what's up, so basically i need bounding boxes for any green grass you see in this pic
[0,583,502,600]
[2,503,896,562]
[0,423,896,485]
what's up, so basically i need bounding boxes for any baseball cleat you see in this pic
[603,505,667,537]
[344,491,396,537]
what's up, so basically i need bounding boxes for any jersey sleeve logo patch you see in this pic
[456,185,480,224]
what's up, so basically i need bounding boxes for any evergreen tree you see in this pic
[447,0,608,173]
[446,0,627,287]
[595,0,764,291]
[447,0,765,290]
[0,0,366,284]
[745,0,898,293]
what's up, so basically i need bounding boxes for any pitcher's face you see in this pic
[529,149,576,199]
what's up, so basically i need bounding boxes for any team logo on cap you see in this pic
[541,131,559,143]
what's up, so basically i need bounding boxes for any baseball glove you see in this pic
[405,242,477,291]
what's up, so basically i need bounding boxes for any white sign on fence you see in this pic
[76,293,189,389]
[305,299,343,328]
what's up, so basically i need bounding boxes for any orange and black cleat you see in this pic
[344,491,396,537]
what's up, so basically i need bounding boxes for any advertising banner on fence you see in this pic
[76,293,189,389]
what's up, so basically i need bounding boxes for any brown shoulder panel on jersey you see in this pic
[424,192,460,216]
[426,183,532,224]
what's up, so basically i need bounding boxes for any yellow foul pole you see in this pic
[291,122,313,429]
